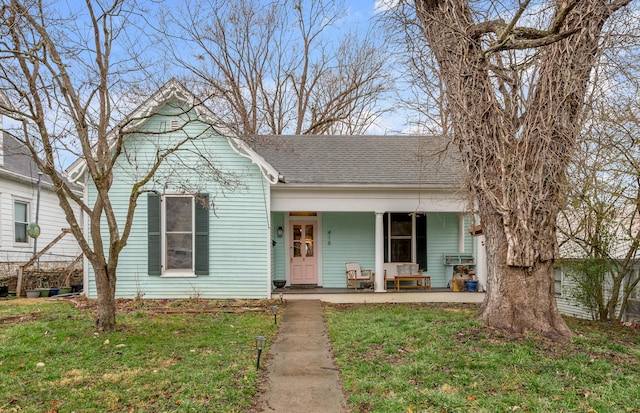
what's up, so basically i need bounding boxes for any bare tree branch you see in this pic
[160,0,392,138]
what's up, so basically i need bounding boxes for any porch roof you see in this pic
[252,135,464,186]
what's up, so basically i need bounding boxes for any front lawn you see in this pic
[325,303,640,413]
[3,299,639,412]
[0,298,277,412]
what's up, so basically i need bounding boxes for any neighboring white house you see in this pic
[0,95,83,286]
[554,233,640,322]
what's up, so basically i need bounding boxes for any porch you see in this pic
[271,210,486,293]
[274,286,485,304]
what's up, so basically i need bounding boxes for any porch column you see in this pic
[458,213,465,253]
[476,235,487,292]
[375,211,385,292]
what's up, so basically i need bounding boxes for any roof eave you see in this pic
[0,168,82,195]
[65,79,281,185]
[270,182,462,190]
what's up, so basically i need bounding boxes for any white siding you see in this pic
[555,264,640,320]
[555,267,594,320]
[0,176,81,272]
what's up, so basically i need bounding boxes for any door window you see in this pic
[292,223,314,257]
[305,224,314,257]
[293,224,302,257]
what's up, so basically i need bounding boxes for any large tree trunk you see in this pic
[414,0,619,341]
[479,209,571,342]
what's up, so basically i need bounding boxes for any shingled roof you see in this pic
[1,132,51,184]
[252,135,464,187]
[1,132,81,192]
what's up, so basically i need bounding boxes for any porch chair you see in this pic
[345,262,374,290]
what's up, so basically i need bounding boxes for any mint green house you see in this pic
[71,80,486,299]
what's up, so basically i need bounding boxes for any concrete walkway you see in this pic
[257,300,348,412]
[280,290,484,304]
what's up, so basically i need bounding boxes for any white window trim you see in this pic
[161,194,196,278]
[631,268,639,300]
[13,198,31,247]
[554,267,563,297]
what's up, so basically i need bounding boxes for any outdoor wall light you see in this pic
[276,226,283,237]
[271,305,279,325]
[255,336,267,370]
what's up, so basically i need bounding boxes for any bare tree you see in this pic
[0,0,239,332]
[559,81,640,321]
[382,11,451,136]
[160,0,392,137]
[386,0,634,341]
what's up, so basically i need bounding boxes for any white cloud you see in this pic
[374,0,399,13]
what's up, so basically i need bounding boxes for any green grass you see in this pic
[4,299,639,413]
[0,298,277,412]
[325,303,640,413]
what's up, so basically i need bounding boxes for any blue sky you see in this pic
[1,0,411,152]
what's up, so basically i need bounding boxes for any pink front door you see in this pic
[290,221,318,285]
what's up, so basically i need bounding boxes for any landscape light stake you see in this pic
[255,336,267,370]
[271,305,279,325]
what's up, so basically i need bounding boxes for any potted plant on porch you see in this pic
[273,279,286,289]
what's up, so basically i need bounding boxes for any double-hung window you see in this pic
[384,212,428,269]
[389,213,413,262]
[14,201,29,244]
[554,268,563,297]
[148,193,209,276]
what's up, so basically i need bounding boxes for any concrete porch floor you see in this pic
[273,287,485,304]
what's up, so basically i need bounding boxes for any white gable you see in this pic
[65,79,279,185]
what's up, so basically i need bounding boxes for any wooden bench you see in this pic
[394,275,431,291]
[384,262,415,289]
[387,263,431,291]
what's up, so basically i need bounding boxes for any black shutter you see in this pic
[416,214,428,270]
[148,193,162,275]
[194,194,209,275]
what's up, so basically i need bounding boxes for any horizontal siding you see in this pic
[0,178,81,266]
[427,212,460,287]
[555,265,637,320]
[464,215,474,254]
[556,269,601,320]
[556,297,594,320]
[87,102,270,299]
[271,212,285,282]
[321,212,375,288]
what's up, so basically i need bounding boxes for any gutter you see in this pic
[269,183,462,191]
[0,168,83,195]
